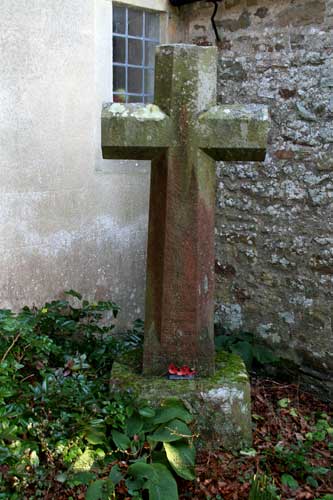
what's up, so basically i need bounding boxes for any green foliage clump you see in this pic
[86,398,195,500]
[215,327,278,369]
[0,291,195,500]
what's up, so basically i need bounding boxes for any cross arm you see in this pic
[195,104,269,161]
[102,103,172,160]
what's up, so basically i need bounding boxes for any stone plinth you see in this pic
[111,351,252,450]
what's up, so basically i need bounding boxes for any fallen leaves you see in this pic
[178,377,333,500]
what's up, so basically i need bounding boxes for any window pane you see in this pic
[129,95,144,103]
[128,68,143,93]
[128,38,143,65]
[128,9,143,36]
[113,66,126,93]
[113,92,126,103]
[113,6,125,34]
[144,69,154,95]
[113,36,126,64]
[145,12,160,40]
[144,95,154,104]
[145,42,158,67]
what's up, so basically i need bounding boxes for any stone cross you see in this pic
[102,44,269,377]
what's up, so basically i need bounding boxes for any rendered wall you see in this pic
[0,0,153,327]
[181,0,333,397]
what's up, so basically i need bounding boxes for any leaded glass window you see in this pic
[113,6,160,104]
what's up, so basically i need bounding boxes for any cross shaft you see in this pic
[102,44,269,376]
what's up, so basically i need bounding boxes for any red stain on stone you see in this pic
[143,150,216,376]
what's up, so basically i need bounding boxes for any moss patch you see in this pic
[111,351,252,450]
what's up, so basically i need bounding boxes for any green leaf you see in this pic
[139,407,156,418]
[128,462,157,481]
[85,428,106,445]
[125,476,145,496]
[111,429,131,450]
[309,466,329,475]
[252,344,278,365]
[73,448,95,472]
[281,474,299,490]
[128,462,178,500]
[214,335,232,350]
[65,290,82,301]
[306,476,319,488]
[240,448,257,457]
[231,341,253,369]
[30,450,40,468]
[85,479,114,500]
[55,472,67,483]
[153,400,192,425]
[109,464,123,485]
[150,419,192,443]
[164,441,195,480]
[71,471,96,486]
[278,398,291,408]
[126,414,144,437]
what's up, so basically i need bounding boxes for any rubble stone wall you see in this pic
[181,0,333,397]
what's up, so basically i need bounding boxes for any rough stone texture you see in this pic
[102,45,269,376]
[111,351,252,450]
[182,0,333,399]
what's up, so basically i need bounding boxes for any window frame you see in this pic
[113,5,161,103]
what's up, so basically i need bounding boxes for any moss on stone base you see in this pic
[111,351,252,450]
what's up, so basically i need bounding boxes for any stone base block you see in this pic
[111,351,252,450]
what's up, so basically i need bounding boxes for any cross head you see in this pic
[102,44,269,376]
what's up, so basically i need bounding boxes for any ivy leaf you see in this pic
[73,448,95,472]
[281,473,299,490]
[70,471,96,486]
[306,476,319,488]
[278,398,291,408]
[164,441,196,480]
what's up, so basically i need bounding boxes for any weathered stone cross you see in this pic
[102,44,269,377]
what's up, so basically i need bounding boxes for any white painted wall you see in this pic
[0,0,160,327]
